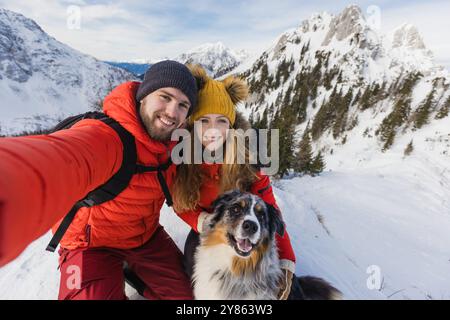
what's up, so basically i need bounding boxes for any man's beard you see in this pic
[140,109,179,142]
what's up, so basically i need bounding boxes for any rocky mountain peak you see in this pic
[391,23,426,50]
[322,5,365,46]
[0,8,134,135]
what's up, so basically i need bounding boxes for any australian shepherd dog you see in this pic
[192,190,342,300]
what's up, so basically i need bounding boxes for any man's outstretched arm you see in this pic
[0,119,123,266]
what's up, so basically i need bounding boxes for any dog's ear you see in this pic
[267,204,285,237]
[208,189,243,228]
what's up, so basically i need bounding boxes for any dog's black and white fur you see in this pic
[192,190,342,300]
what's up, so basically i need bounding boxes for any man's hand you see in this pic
[277,268,294,300]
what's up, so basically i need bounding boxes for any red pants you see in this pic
[58,225,193,300]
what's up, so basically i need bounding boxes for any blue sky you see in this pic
[0,0,449,68]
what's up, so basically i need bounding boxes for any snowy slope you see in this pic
[0,9,135,136]
[1,156,449,300]
[280,161,450,299]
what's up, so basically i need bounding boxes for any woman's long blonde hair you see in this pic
[171,116,259,212]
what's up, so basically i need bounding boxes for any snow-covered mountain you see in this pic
[1,5,449,300]
[105,42,248,80]
[231,5,449,173]
[175,41,249,78]
[0,9,135,136]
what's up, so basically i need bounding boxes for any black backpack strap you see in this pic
[84,117,137,203]
[123,264,146,296]
[46,113,136,252]
[135,158,173,207]
[46,199,95,252]
[51,111,106,132]
[257,184,271,195]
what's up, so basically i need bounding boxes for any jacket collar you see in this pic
[102,81,177,155]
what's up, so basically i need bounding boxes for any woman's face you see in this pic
[194,113,231,151]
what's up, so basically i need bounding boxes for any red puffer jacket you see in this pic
[175,163,296,272]
[0,82,177,266]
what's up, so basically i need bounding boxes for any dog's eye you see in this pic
[254,204,263,214]
[230,205,241,214]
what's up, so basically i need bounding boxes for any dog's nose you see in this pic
[242,220,258,235]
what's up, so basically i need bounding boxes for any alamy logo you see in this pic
[66,5,81,30]
[170,124,280,176]
[66,265,81,290]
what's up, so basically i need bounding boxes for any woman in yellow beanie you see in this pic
[171,65,297,299]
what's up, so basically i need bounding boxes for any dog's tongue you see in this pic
[236,238,252,253]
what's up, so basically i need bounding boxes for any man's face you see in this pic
[139,87,191,141]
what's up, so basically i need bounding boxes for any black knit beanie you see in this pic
[136,60,198,115]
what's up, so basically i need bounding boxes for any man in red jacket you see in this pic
[0,60,198,299]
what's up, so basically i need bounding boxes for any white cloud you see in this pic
[0,0,176,60]
[0,0,448,69]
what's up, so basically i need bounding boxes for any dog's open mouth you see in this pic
[228,234,255,257]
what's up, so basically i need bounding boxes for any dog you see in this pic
[192,189,342,300]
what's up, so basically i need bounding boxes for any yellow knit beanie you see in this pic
[188,65,249,126]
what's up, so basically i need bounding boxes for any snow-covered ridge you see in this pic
[0,9,135,136]
[263,5,444,81]
[175,41,249,78]
[108,42,248,79]
[236,4,449,172]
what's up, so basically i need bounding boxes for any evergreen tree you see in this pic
[267,74,274,89]
[332,88,353,138]
[378,98,412,151]
[435,95,450,120]
[301,40,310,56]
[359,85,372,110]
[248,111,255,126]
[379,75,421,139]
[337,70,343,83]
[288,57,295,73]
[398,72,423,97]
[413,89,435,129]
[260,62,269,83]
[275,58,290,85]
[283,83,293,107]
[294,125,313,174]
[274,90,283,108]
[259,109,269,129]
[404,140,414,156]
[311,86,343,140]
[271,105,296,178]
[268,103,275,117]
[322,66,339,90]
[353,89,361,106]
[253,112,261,128]
[298,96,308,123]
[310,151,326,175]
